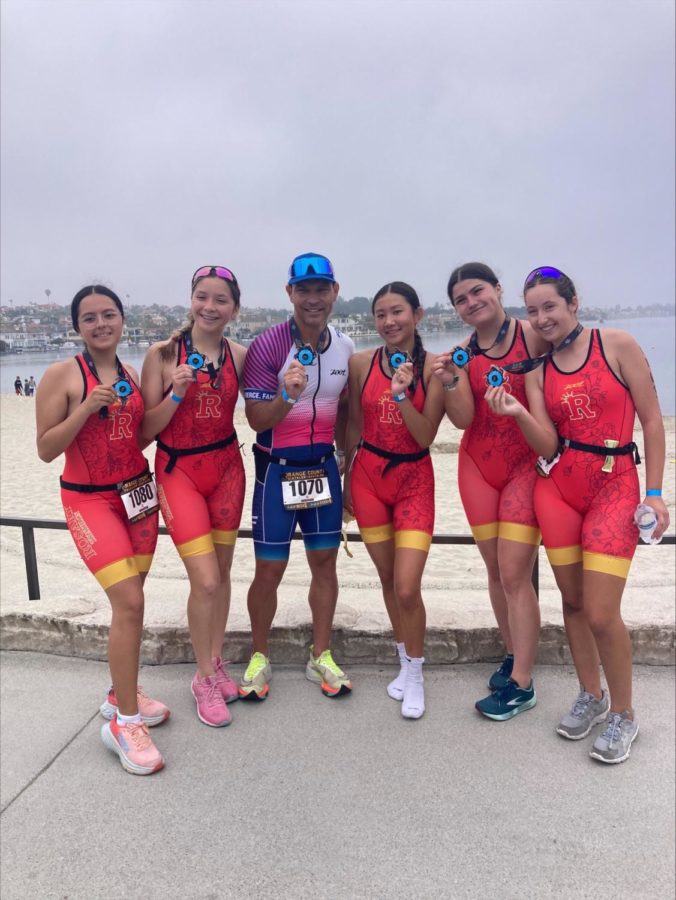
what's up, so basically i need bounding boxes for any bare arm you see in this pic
[430,351,475,429]
[390,355,445,448]
[228,339,247,384]
[484,368,559,459]
[244,359,307,432]
[140,343,194,443]
[35,361,116,463]
[609,330,670,540]
[342,354,367,516]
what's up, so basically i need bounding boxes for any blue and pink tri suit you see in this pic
[243,320,354,560]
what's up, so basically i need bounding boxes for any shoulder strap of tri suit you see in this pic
[75,354,88,403]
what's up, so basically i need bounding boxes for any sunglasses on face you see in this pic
[191,266,237,288]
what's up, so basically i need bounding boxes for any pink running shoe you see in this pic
[100,686,170,727]
[212,656,239,704]
[191,673,232,727]
[100,718,165,775]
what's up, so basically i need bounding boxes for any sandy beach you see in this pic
[1,394,674,652]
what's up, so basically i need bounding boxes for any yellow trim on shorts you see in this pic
[583,551,631,579]
[134,554,153,574]
[545,545,583,567]
[360,523,395,544]
[95,557,140,589]
[498,523,541,546]
[471,522,499,541]
[394,530,432,552]
[177,534,216,558]
[212,528,238,546]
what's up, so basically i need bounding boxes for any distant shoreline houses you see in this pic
[0,300,674,354]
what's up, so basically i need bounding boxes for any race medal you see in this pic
[281,468,332,510]
[486,366,505,388]
[187,351,206,371]
[113,378,133,400]
[295,345,316,366]
[451,346,471,368]
[388,349,409,370]
[119,471,159,523]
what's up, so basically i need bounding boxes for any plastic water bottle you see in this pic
[634,504,661,544]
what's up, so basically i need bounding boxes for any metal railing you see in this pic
[1,515,673,602]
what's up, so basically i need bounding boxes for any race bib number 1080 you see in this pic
[281,468,332,510]
[119,471,160,523]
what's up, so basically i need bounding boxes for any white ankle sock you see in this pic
[402,656,425,719]
[387,642,409,701]
[117,712,142,726]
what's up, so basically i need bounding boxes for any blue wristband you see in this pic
[281,388,296,405]
[392,392,407,403]
[646,489,662,497]
[170,393,183,403]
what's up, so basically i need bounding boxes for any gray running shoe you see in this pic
[589,711,639,764]
[556,688,609,740]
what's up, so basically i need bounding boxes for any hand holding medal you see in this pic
[281,359,307,405]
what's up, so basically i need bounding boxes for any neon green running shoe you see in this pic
[238,652,272,701]
[305,646,352,698]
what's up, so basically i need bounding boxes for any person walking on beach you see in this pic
[485,265,669,763]
[27,376,37,396]
[14,375,23,395]
[239,252,354,701]
[141,265,246,728]
[343,282,444,719]
[432,262,549,721]
[35,285,168,776]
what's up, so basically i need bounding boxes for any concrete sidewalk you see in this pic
[1,652,674,900]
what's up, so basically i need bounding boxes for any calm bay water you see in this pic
[2,316,674,414]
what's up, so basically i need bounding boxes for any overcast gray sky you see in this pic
[1,0,674,310]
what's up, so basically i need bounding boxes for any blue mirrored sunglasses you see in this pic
[524,266,566,287]
[288,253,335,285]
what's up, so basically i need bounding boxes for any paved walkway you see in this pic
[1,651,674,899]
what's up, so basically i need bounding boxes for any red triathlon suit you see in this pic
[351,348,434,552]
[459,320,540,545]
[60,354,158,590]
[155,335,245,558]
[536,329,640,578]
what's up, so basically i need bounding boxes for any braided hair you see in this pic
[158,315,195,362]
[372,281,426,393]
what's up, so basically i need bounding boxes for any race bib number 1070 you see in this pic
[281,468,332,510]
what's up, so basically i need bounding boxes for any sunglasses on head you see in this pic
[191,266,236,287]
[288,254,334,283]
[524,266,567,287]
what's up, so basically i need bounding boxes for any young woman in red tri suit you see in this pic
[432,262,549,722]
[343,282,444,719]
[141,266,246,728]
[485,265,669,763]
[36,285,168,776]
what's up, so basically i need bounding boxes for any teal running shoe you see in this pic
[475,678,536,720]
[488,654,514,691]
